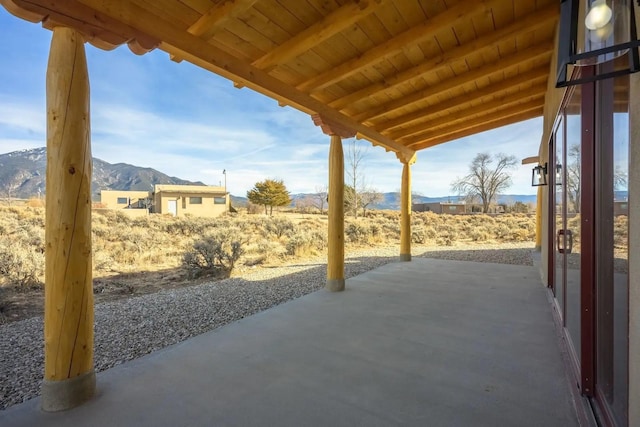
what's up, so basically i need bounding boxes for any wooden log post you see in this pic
[398,153,416,262]
[312,115,355,292]
[42,26,95,412]
[535,185,543,250]
[327,134,345,291]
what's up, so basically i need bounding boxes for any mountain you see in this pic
[289,192,537,211]
[0,147,204,200]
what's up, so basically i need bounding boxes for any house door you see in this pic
[167,200,177,216]
[550,70,629,426]
[552,83,583,383]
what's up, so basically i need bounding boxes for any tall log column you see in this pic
[312,115,355,292]
[535,185,543,250]
[42,27,95,412]
[399,161,412,261]
[327,134,345,291]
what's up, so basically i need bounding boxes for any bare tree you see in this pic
[345,139,368,218]
[566,143,627,213]
[451,152,517,213]
[566,144,581,213]
[360,188,383,217]
[312,184,328,214]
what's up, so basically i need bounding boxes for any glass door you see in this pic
[552,84,583,374]
[593,73,629,427]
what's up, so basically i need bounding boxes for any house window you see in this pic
[117,197,128,204]
[214,197,226,204]
[448,206,457,212]
[189,197,202,204]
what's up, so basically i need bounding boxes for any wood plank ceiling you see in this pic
[1,0,559,160]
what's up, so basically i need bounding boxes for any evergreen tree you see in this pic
[246,179,291,215]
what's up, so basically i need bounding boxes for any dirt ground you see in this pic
[0,269,220,325]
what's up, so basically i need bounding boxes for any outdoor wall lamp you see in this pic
[532,163,548,186]
[556,0,640,87]
[555,164,563,186]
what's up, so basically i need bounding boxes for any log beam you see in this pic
[42,26,95,412]
[410,108,543,150]
[402,99,545,145]
[328,3,558,111]
[375,67,548,131]
[252,0,386,71]
[356,44,552,123]
[297,0,500,93]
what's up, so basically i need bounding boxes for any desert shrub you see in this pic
[183,229,244,277]
[411,227,427,244]
[246,201,262,215]
[0,241,44,288]
[345,222,371,244]
[435,228,457,246]
[264,216,295,239]
[286,233,316,257]
[469,227,490,242]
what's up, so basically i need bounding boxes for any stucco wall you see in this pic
[99,190,150,209]
[155,192,228,217]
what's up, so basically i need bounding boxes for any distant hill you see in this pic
[0,147,204,200]
[0,147,541,208]
[289,192,537,211]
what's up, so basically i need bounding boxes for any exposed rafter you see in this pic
[171,0,258,62]
[328,3,558,110]
[388,85,546,141]
[296,0,501,93]
[2,0,159,53]
[375,67,549,132]
[408,108,544,150]
[356,43,553,123]
[67,0,412,157]
[402,99,544,143]
[252,0,386,71]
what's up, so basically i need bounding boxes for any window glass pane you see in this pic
[595,73,628,426]
[117,197,127,204]
[214,197,226,204]
[189,197,202,204]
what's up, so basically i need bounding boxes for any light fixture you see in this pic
[555,164,563,186]
[556,0,640,87]
[532,163,548,186]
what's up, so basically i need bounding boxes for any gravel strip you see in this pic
[0,243,535,410]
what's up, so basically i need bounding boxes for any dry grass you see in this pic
[0,207,542,291]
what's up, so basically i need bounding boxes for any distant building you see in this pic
[99,185,229,218]
[99,190,151,210]
[412,202,467,215]
[153,185,228,217]
[614,200,628,216]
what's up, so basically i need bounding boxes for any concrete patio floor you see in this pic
[0,258,579,427]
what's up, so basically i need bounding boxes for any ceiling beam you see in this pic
[356,43,553,123]
[388,85,546,140]
[296,0,501,93]
[403,100,543,145]
[408,108,544,151]
[72,0,413,158]
[375,66,548,132]
[329,4,558,110]
[171,0,258,62]
[252,0,386,71]
[185,0,257,41]
[3,0,158,53]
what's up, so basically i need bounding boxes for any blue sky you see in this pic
[0,9,541,197]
